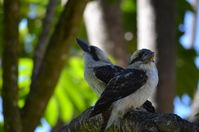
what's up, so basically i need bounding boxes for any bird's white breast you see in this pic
[84,67,106,95]
[113,66,158,115]
[83,54,108,95]
[106,66,158,129]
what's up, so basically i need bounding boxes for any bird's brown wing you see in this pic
[93,65,124,84]
[90,69,147,117]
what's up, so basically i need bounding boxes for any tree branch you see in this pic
[32,0,58,82]
[61,107,199,132]
[2,0,22,131]
[21,0,90,131]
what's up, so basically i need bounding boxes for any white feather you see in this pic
[83,52,111,95]
[106,62,158,128]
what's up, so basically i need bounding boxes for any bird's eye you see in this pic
[138,53,144,58]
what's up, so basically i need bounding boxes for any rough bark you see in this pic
[137,0,176,113]
[155,0,176,113]
[2,0,22,131]
[84,0,128,67]
[61,107,199,132]
[21,0,89,131]
[32,0,58,82]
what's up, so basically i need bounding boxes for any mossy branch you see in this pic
[61,107,199,132]
[2,0,22,131]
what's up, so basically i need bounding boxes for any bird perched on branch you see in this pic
[76,39,156,113]
[76,38,124,95]
[76,39,156,128]
[89,49,159,132]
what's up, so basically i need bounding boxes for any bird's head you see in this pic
[128,49,155,70]
[76,38,110,65]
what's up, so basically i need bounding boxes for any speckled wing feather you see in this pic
[90,69,147,117]
[93,65,125,84]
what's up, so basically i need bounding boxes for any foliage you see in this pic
[176,45,199,97]
[19,0,63,57]
[120,0,199,97]
[120,0,137,52]
[195,113,199,117]
[46,57,97,126]
[18,58,32,106]
[1,0,95,129]
[0,122,3,132]
[18,57,97,127]
[0,1,3,55]
[176,0,199,97]
[121,0,136,31]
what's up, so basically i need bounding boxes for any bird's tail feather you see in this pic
[100,119,108,132]
[100,107,112,132]
[105,108,118,130]
[89,105,108,118]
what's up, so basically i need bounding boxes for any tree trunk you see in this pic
[21,0,90,131]
[84,0,128,67]
[2,0,22,131]
[137,0,176,113]
[32,0,58,82]
[60,107,199,132]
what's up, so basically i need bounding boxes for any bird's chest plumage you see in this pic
[113,68,158,114]
[84,67,106,95]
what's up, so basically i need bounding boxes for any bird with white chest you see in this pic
[76,38,124,95]
[76,39,156,113]
[89,49,159,132]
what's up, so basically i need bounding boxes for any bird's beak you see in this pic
[142,51,155,63]
[76,38,90,53]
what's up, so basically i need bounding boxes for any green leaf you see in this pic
[58,68,86,111]
[21,0,48,5]
[176,45,199,98]
[0,122,3,132]
[55,56,97,118]
[177,0,193,12]
[44,96,59,126]
[121,0,136,12]
[55,87,73,122]
[107,0,120,3]
[195,113,199,117]
[0,68,2,90]
[18,58,33,100]
[19,58,33,75]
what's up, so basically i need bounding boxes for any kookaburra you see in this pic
[76,38,124,95]
[89,49,159,132]
[76,39,156,114]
